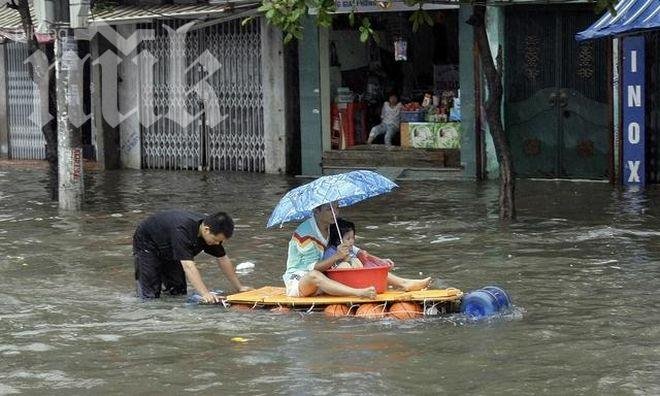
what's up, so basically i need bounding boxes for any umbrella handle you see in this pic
[330,204,343,245]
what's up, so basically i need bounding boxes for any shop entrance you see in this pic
[505,6,611,179]
[324,9,462,174]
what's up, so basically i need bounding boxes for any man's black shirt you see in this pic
[133,210,226,261]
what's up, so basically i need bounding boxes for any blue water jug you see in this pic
[460,285,511,318]
[482,286,511,308]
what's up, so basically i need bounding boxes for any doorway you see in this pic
[505,6,611,179]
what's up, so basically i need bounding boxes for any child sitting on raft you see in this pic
[323,218,432,291]
[323,218,364,269]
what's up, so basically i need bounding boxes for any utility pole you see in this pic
[54,0,89,210]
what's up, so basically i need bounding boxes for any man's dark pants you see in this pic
[134,251,187,299]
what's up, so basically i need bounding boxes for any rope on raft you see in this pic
[422,298,442,316]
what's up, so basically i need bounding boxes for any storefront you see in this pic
[317,2,463,175]
[645,31,660,184]
[576,0,660,186]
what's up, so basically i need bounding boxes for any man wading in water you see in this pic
[133,210,252,302]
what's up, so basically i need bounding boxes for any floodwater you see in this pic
[0,165,658,395]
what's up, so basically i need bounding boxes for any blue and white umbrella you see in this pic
[266,170,398,229]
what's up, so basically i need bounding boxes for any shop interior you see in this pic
[329,9,461,152]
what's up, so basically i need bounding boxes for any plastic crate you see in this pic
[400,110,425,122]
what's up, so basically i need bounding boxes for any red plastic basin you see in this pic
[325,265,390,293]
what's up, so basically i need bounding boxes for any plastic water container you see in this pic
[326,265,390,293]
[460,285,511,318]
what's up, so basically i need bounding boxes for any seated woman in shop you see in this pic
[367,93,402,147]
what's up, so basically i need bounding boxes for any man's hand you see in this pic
[202,292,222,304]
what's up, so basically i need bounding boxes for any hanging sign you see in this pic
[394,37,407,61]
[622,36,645,186]
[333,0,457,14]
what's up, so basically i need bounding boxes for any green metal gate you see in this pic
[505,6,610,179]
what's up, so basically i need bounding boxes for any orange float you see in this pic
[324,304,351,317]
[388,302,423,320]
[269,306,291,314]
[355,303,387,319]
[230,303,253,312]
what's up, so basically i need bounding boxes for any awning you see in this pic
[0,2,37,42]
[0,2,259,42]
[576,0,660,41]
[88,3,244,25]
[332,0,458,14]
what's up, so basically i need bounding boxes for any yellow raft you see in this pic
[226,286,463,308]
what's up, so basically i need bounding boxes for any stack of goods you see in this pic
[421,90,461,123]
[335,87,354,104]
[400,102,425,122]
[449,90,461,122]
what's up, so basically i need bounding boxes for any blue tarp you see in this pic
[576,0,660,41]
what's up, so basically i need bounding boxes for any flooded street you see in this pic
[0,165,658,395]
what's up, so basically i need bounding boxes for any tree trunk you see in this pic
[9,0,58,200]
[469,5,516,221]
[42,43,58,201]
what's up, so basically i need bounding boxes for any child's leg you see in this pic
[349,257,364,268]
[384,124,398,146]
[335,261,353,269]
[299,270,377,299]
[367,124,386,144]
[387,273,432,291]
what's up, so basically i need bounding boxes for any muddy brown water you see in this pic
[0,167,658,395]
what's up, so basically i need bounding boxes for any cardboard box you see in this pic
[400,123,411,147]
[408,122,461,149]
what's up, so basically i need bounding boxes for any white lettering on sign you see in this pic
[628,160,641,183]
[628,122,640,144]
[622,36,645,186]
[628,85,642,107]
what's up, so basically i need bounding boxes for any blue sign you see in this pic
[622,36,645,186]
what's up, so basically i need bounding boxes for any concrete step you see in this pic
[322,165,465,181]
[322,145,460,168]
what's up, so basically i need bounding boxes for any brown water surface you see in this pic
[0,167,658,395]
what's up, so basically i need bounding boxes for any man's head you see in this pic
[313,202,339,225]
[200,212,234,245]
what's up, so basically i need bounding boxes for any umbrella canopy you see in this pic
[266,170,398,228]
[576,0,660,41]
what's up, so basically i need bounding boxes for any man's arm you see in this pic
[180,260,218,302]
[218,255,252,292]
